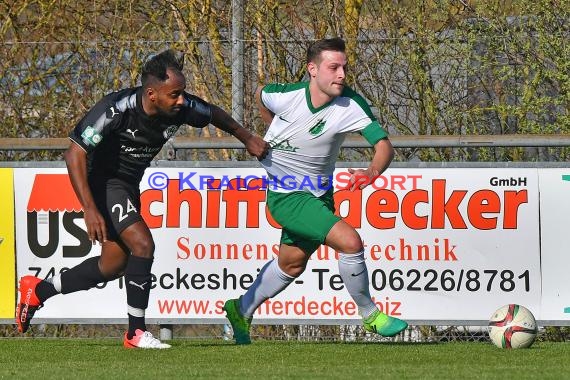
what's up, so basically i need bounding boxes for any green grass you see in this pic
[0,339,568,379]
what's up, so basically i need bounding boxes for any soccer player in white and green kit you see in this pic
[223,37,408,344]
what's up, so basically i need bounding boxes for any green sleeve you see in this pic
[360,121,388,145]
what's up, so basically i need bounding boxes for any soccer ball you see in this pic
[488,304,538,349]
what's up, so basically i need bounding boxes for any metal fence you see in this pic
[2,2,568,163]
[2,134,570,151]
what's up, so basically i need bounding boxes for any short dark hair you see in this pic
[306,37,346,64]
[141,49,184,86]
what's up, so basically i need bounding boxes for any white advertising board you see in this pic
[538,169,570,322]
[15,167,542,323]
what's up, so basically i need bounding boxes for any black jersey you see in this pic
[69,87,212,185]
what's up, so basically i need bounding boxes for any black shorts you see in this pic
[89,178,143,241]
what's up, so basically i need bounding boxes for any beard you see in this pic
[155,106,181,118]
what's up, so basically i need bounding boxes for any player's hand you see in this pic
[83,207,108,244]
[245,134,270,160]
[345,167,378,191]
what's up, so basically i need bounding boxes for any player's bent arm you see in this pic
[346,138,394,191]
[369,138,395,177]
[63,142,107,242]
[255,86,275,126]
[64,142,96,209]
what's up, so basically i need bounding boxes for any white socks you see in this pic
[338,251,377,319]
[239,252,377,319]
[240,259,295,318]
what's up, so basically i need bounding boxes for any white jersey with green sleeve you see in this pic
[259,81,388,196]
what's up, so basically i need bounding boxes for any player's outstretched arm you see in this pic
[209,104,269,160]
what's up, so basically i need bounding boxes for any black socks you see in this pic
[60,256,106,294]
[124,255,153,337]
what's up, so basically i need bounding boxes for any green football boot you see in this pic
[363,310,408,337]
[223,298,252,345]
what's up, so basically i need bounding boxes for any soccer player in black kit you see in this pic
[15,50,269,349]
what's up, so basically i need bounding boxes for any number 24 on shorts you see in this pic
[112,198,137,222]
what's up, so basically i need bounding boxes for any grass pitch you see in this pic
[0,338,568,379]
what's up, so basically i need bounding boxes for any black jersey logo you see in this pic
[126,128,138,138]
[163,125,178,139]
[81,126,102,146]
[108,106,120,118]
